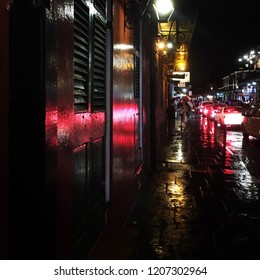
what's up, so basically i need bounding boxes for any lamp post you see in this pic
[124,0,174,30]
[123,0,197,107]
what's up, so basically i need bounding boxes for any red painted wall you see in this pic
[4,0,167,259]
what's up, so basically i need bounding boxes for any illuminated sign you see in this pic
[168,72,190,82]
[178,82,185,87]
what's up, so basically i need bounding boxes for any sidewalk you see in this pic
[129,115,219,260]
[90,116,214,260]
[89,115,260,260]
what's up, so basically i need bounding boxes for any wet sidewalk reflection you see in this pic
[131,114,260,260]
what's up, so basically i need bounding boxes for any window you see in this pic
[74,0,90,111]
[91,15,106,112]
[74,0,107,112]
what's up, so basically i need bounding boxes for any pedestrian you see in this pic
[186,102,192,119]
[179,99,187,131]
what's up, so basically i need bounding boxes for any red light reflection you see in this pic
[200,117,215,148]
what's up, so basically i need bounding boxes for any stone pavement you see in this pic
[90,114,260,260]
[128,116,219,260]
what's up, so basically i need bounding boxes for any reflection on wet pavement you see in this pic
[132,114,260,260]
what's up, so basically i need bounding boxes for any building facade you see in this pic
[1,0,168,259]
[218,47,260,103]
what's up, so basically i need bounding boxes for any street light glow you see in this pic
[166,42,173,48]
[157,41,165,49]
[153,0,174,15]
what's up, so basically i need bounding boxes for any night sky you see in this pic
[174,0,259,89]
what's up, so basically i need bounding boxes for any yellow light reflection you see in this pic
[157,41,165,49]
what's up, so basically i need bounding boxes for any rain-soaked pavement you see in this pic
[128,113,260,260]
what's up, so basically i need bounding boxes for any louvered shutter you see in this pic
[92,15,106,112]
[74,0,89,111]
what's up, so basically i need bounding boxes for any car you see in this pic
[226,99,250,114]
[213,105,243,129]
[198,100,213,114]
[201,104,213,117]
[242,103,260,141]
[203,103,226,120]
[226,99,245,106]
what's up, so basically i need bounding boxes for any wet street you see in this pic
[130,113,260,260]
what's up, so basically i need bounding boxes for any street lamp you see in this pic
[153,0,174,22]
[124,0,174,29]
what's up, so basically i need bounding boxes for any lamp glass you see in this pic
[166,42,173,48]
[153,0,174,15]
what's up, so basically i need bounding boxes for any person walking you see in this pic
[179,99,187,132]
